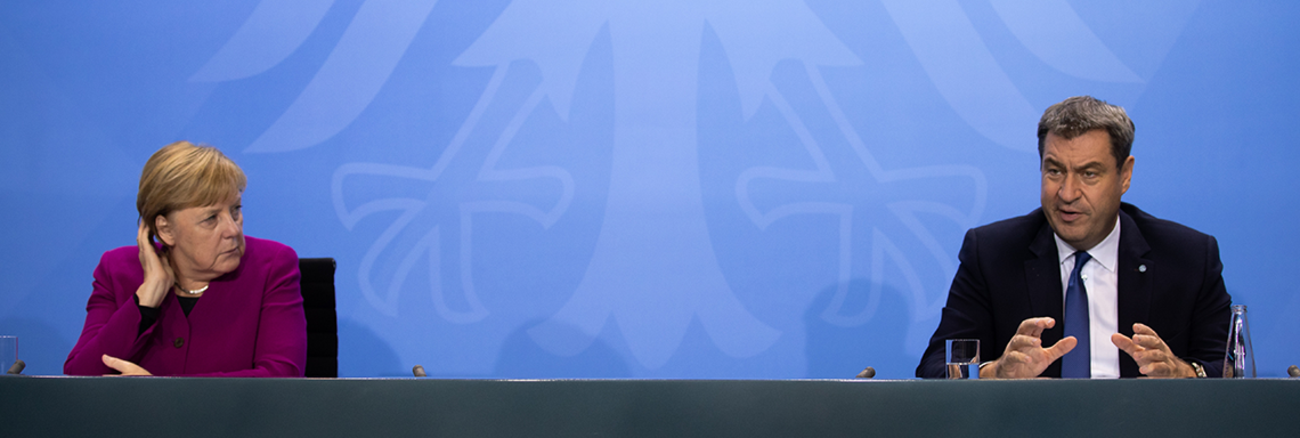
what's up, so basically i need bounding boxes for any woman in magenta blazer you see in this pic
[64,141,306,377]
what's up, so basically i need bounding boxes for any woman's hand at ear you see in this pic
[136,221,174,308]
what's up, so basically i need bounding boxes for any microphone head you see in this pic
[855,366,876,379]
[6,359,25,375]
[1288,365,1300,378]
[412,365,427,377]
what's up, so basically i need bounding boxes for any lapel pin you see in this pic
[1138,264,1147,273]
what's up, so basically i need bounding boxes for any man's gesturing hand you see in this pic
[1111,323,1196,378]
[982,317,1078,379]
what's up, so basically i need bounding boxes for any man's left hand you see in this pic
[1111,323,1196,378]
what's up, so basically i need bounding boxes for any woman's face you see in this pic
[156,195,245,281]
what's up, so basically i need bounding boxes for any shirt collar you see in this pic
[1054,216,1121,272]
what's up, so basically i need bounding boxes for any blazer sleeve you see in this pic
[64,251,160,375]
[916,229,998,378]
[185,243,307,377]
[1182,235,1232,377]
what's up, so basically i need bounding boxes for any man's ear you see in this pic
[155,215,176,246]
[1119,155,1135,195]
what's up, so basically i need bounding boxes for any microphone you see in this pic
[412,365,427,377]
[855,366,876,379]
[7,359,25,375]
[1288,365,1300,378]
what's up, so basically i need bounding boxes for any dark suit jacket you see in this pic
[916,203,1231,378]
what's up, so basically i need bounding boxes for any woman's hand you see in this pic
[102,354,152,376]
[135,221,174,308]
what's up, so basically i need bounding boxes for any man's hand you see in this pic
[1111,323,1196,378]
[982,317,1078,379]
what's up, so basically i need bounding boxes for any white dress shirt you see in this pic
[1053,217,1121,379]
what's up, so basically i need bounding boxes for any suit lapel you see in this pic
[1025,223,1063,320]
[1116,209,1152,377]
[1024,221,1065,376]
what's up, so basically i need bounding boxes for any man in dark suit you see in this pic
[917,96,1231,379]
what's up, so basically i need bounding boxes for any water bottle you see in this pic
[1223,304,1255,378]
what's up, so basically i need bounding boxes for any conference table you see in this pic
[2,377,1296,437]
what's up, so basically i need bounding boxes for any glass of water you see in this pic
[0,335,16,374]
[946,339,979,379]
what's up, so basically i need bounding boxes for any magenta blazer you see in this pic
[64,236,307,377]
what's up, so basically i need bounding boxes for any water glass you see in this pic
[0,335,16,374]
[946,339,979,379]
[1224,305,1255,378]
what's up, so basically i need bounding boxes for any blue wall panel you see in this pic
[1,0,1296,378]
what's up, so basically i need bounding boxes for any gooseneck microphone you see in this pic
[7,359,25,375]
[855,366,876,379]
[412,365,427,377]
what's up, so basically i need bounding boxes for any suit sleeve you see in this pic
[1182,235,1232,377]
[185,243,308,377]
[916,229,998,378]
[64,252,160,375]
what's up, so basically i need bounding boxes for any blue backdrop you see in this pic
[2,0,1296,378]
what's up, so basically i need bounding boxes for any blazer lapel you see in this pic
[190,261,246,331]
[1116,209,1152,377]
[1024,221,1065,376]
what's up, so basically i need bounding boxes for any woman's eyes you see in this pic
[198,205,241,226]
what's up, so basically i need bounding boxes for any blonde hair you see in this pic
[137,141,247,243]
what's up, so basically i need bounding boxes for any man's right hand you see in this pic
[981,317,1077,379]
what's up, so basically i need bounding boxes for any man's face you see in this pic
[1040,129,1134,251]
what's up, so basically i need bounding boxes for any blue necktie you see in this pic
[1062,251,1092,378]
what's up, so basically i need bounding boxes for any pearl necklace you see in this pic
[177,284,209,295]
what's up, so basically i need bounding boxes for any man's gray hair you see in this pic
[1037,96,1135,166]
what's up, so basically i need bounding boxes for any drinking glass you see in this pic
[946,339,980,379]
[0,335,16,374]
[1224,305,1255,378]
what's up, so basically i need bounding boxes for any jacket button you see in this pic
[174,338,184,348]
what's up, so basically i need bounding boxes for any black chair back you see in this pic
[299,258,338,378]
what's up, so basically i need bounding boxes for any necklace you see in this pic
[177,283,209,295]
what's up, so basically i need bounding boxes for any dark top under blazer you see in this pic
[917,203,1232,378]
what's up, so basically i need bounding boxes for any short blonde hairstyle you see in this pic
[137,141,247,243]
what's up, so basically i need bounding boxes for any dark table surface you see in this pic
[2,376,1296,437]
